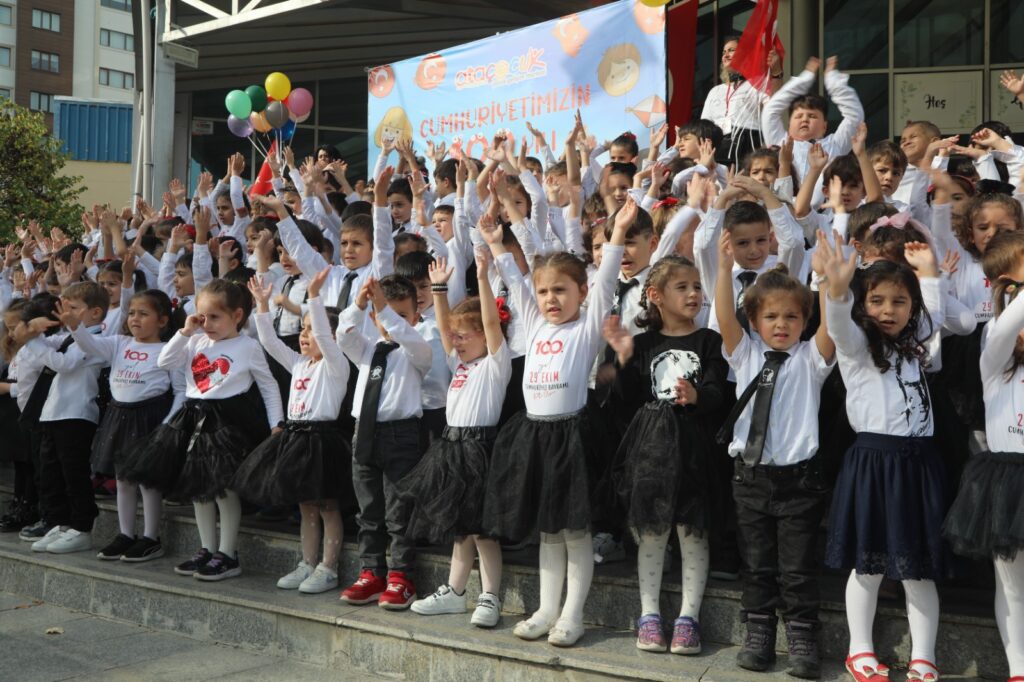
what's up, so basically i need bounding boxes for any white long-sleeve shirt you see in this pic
[981,290,1024,452]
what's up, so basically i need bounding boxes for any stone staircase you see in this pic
[0,490,1004,680]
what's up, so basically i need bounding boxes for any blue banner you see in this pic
[367,0,667,169]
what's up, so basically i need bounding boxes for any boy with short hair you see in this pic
[337,274,431,609]
[867,140,908,201]
[893,120,943,221]
[23,281,109,554]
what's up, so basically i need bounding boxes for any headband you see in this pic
[866,211,937,254]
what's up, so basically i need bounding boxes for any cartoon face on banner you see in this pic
[367,0,665,171]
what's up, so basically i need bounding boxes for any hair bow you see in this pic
[620,132,636,140]
[651,197,679,211]
[867,211,937,254]
[495,296,512,324]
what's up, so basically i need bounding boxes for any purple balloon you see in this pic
[227,114,253,138]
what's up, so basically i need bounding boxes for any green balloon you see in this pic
[225,89,252,119]
[245,85,267,113]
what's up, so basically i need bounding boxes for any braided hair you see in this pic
[635,256,700,331]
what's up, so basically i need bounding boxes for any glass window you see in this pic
[31,50,59,73]
[0,47,9,68]
[827,72,889,139]
[990,0,1024,64]
[317,78,366,129]
[0,5,11,25]
[101,0,132,11]
[893,0,983,68]
[100,28,134,51]
[0,88,10,100]
[690,1,717,122]
[31,9,60,32]
[30,91,54,114]
[823,0,888,70]
[100,68,134,89]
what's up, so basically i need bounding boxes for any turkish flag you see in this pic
[729,0,784,92]
[249,139,277,197]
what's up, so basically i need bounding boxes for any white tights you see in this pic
[636,526,709,619]
[845,571,939,671]
[530,530,593,627]
[116,481,162,539]
[447,535,502,596]
[299,500,343,569]
[192,490,242,558]
[995,554,1024,676]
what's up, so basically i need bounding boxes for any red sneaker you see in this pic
[339,569,386,604]
[378,571,416,610]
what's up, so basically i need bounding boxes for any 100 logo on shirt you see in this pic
[124,349,149,361]
[534,339,564,355]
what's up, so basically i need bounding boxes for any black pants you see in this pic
[419,407,447,452]
[17,422,40,510]
[732,457,827,624]
[352,418,421,576]
[38,420,98,532]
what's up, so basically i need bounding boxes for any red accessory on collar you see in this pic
[651,197,679,211]
[495,296,512,324]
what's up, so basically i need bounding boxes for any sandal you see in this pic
[846,652,890,682]
[907,659,939,682]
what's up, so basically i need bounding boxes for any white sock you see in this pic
[140,486,162,540]
[678,526,709,620]
[474,536,502,596]
[995,554,1024,676]
[193,501,217,551]
[535,532,567,623]
[903,579,939,664]
[846,571,883,671]
[215,490,242,558]
[559,529,594,627]
[447,537,474,594]
[636,531,669,616]
[116,480,138,537]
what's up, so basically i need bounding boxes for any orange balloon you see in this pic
[250,111,271,133]
[368,65,396,98]
[414,54,446,90]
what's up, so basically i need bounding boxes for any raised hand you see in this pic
[807,142,828,174]
[54,300,84,330]
[940,248,960,276]
[428,257,453,285]
[247,275,273,313]
[122,251,137,281]
[307,267,330,299]
[698,138,716,168]
[613,195,638,231]
[1000,69,1024,98]
[717,229,735,271]
[169,178,187,204]
[602,315,634,364]
[904,241,939,278]
[478,212,504,246]
[821,228,858,298]
[851,122,868,156]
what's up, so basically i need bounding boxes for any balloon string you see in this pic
[247,133,267,159]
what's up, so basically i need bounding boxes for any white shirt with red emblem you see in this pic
[445,341,512,428]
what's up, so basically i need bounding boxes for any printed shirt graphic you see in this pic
[650,349,702,402]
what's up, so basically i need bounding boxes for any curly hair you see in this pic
[851,260,932,373]
[955,193,1024,258]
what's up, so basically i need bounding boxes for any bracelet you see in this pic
[771,71,783,79]
[431,284,449,293]
[811,272,828,286]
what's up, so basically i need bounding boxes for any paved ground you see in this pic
[0,592,379,682]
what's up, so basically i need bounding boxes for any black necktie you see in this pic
[735,270,757,332]
[273,275,299,333]
[611,278,640,317]
[354,341,399,464]
[337,272,358,310]
[716,350,789,466]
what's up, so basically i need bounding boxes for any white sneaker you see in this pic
[410,584,465,616]
[277,560,314,589]
[470,592,501,628]
[31,526,65,552]
[592,532,625,564]
[46,529,92,554]
[298,564,339,594]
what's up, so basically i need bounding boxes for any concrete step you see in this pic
[0,489,1005,679]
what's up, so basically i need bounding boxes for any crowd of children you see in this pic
[1,50,1024,681]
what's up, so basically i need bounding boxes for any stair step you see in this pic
[0,488,1006,679]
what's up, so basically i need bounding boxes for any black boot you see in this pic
[0,498,28,532]
[736,612,777,671]
[785,620,821,679]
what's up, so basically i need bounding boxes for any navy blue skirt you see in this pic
[824,432,948,581]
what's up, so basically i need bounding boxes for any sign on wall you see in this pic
[367,0,667,171]
[893,71,984,134]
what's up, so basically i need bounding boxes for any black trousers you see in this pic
[732,457,827,624]
[419,407,447,452]
[352,418,421,576]
[38,420,98,532]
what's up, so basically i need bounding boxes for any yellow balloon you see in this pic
[639,0,669,6]
[265,72,291,101]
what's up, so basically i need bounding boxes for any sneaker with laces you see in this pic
[410,584,465,615]
[592,532,625,565]
[636,614,667,652]
[299,564,339,594]
[470,592,501,628]
[31,526,66,552]
[277,560,314,590]
[46,529,92,554]
[378,571,416,610]
[20,520,51,542]
[736,612,777,671]
[670,616,702,654]
[175,548,213,576]
[121,536,164,563]
[194,551,241,581]
[340,569,387,604]
[97,533,136,560]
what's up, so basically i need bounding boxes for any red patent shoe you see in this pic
[906,659,939,682]
[845,652,890,682]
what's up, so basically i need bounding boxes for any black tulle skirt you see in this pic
[481,409,606,542]
[91,392,174,477]
[615,401,711,539]
[943,451,1024,561]
[231,420,351,506]
[119,387,269,503]
[395,426,496,545]
[824,432,948,581]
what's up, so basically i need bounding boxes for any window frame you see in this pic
[29,91,54,114]
[30,50,60,74]
[0,46,10,69]
[101,0,132,11]
[31,9,61,32]
[100,28,134,52]
[99,67,134,90]
[0,4,12,26]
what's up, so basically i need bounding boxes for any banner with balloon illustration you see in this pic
[367,0,666,172]
[224,72,314,162]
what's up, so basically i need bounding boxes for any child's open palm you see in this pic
[247,275,273,313]
[428,257,453,285]
[820,229,857,297]
[602,315,633,363]
[904,242,939,278]
[478,213,503,246]
[307,267,330,300]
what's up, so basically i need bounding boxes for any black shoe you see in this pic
[0,499,35,532]
[18,520,50,541]
[194,551,241,581]
[736,612,777,672]
[175,547,213,575]
[97,533,137,560]
[121,536,164,563]
[785,620,821,679]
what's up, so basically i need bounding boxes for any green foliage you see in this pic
[0,100,86,243]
